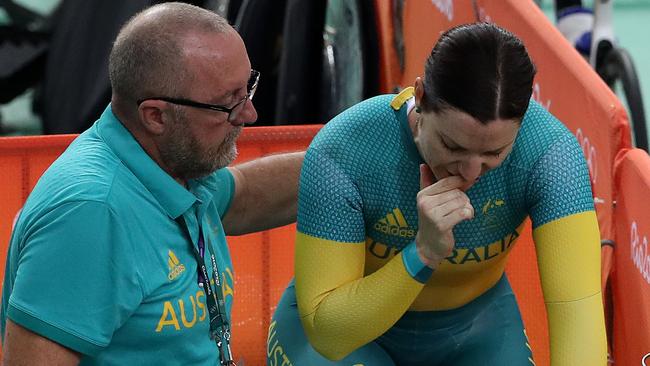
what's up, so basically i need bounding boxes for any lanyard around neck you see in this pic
[176,217,236,366]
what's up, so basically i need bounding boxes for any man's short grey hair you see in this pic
[109,2,231,104]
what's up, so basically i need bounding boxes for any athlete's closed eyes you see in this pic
[439,135,503,158]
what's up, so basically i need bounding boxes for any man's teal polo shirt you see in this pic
[1,105,236,365]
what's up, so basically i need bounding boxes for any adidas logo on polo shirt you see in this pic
[167,250,186,281]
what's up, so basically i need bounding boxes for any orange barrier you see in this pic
[373,0,633,364]
[612,148,650,365]
[224,126,320,364]
[0,126,319,365]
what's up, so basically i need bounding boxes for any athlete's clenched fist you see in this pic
[415,164,474,270]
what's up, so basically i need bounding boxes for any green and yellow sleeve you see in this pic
[295,234,425,360]
[534,211,607,365]
[294,123,431,360]
[528,133,607,365]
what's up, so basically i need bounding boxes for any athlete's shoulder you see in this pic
[315,94,397,137]
[309,94,403,154]
[508,99,580,168]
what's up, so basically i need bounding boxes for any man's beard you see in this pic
[160,114,242,180]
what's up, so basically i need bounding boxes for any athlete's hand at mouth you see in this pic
[415,164,474,270]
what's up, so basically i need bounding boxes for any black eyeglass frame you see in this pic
[137,69,260,123]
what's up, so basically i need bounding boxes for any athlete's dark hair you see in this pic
[421,22,536,123]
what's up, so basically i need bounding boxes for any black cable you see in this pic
[556,0,583,12]
[598,47,648,152]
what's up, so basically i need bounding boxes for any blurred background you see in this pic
[1,0,648,144]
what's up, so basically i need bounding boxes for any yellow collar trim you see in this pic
[390,87,415,111]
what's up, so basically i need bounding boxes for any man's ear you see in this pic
[137,100,169,135]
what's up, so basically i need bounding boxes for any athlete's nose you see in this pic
[458,156,483,183]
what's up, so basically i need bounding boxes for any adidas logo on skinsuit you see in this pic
[167,250,186,281]
[374,208,415,238]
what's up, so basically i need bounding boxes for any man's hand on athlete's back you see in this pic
[415,164,474,270]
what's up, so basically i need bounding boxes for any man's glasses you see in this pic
[137,69,260,124]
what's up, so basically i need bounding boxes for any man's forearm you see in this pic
[224,151,305,235]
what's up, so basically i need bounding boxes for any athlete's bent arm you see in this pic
[296,235,425,360]
[3,319,81,366]
[295,148,428,361]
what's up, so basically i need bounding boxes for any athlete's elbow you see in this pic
[302,323,354,361]
[320,349,351,361]
[309,337,353,361]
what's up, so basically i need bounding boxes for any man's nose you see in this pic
[231,99,258,126]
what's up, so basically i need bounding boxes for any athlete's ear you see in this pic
[414,77,424,111]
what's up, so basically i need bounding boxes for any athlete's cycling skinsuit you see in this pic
[267,88,607,366]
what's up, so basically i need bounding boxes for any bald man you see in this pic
[1,3,303,365]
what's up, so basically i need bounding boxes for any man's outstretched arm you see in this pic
[223,151,305,235]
